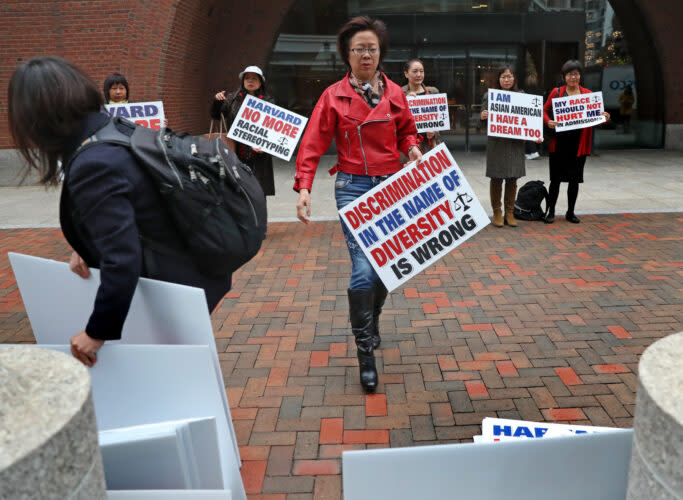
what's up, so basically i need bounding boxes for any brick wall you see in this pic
[0,0,223,148]
[0,0,680,149]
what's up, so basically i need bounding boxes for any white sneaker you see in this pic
[529,152,540,160]
[525,154,533,160]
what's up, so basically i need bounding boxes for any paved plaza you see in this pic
[0,150,682,498]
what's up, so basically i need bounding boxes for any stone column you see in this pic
[627,332,683,499]
[0,346,106,499]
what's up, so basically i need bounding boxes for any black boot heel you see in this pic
[348,288,378,392]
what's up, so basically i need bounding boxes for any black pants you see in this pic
[548,181,579,214]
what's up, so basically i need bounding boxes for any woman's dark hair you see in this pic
[404,58,423,73]
[103,72,129,102]
[8,56,104,185]
[337,16,389,68]
[560,60,583,78]
[495,65,519,91]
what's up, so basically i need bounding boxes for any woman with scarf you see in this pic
[294,16,422,392]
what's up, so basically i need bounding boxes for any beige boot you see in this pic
[490,179,503,227]
[504,179,518,227]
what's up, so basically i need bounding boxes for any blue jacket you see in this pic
[60,112,231,340]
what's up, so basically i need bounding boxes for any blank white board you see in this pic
[107,492,231,499]
[343,429,633,500]
[19,344,246,500]
[100,417,222,490]
[8,253,240,464]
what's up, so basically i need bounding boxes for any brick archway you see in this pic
[0,1,680,149]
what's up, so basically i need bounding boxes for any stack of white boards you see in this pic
[343,418,633,500]
[9,253,245,500]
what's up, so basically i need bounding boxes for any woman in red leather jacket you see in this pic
[294,16,422,392]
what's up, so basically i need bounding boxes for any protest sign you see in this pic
[406,93,450,133]
[487,89,543,141]
[227,96,308,161]
[105,101,165,130]
[338,144,489,291]
[552,91,606,132]
[480,417,620,442]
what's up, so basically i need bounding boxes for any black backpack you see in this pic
[514,180,548,221]
[67,117,267,277]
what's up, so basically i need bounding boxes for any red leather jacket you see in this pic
[543,85,593,156]
[294,73,419,192]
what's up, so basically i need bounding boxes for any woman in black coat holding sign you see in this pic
[543,60,610,224]
[480,65,527,228]
[211,65,275,196]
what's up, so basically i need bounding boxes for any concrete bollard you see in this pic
[627,332,683,499]
[0,346,106,499]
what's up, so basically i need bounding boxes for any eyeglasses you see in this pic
[566,72,581,78]
[350,47,379,56]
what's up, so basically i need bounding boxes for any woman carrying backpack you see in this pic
[543,60,610,223]
[210,66,275,198]
[480,65,541,227]
[8,57,232,367]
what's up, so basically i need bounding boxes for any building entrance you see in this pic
[267,1,663,152]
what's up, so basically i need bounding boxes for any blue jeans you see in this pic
[335,171,389,290]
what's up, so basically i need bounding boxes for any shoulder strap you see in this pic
[66,118,133,171]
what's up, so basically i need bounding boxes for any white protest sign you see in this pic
[406,93,450,133]
[552,91,606,132]
[105,101,165,130]
[487,89,543,141]
[8,253,240,466]
[338,144,489,292]
[480,417,620,442]
[227,95,308,161]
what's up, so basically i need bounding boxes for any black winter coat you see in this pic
[60,112,231,341]
[211,90,275,196]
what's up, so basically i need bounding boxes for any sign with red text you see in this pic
[338,144,489,291]
[407,93,450,133]
[480,418,621,443]
[227,96,308,161]
[552,91,606,132]
[487,89,543,141]
[105,101,165,130]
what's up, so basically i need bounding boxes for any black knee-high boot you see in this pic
[348,288,378,392]
[546,181,560,223]
[372,282,388,349]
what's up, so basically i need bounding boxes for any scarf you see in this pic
[349,71,384,108]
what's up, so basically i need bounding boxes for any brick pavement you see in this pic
[1,213,682,499]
